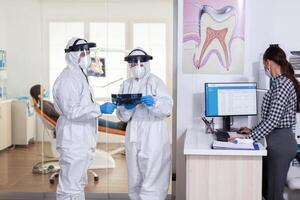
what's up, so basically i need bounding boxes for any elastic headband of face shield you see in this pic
[64,38,96,53]
[124,49,153,63]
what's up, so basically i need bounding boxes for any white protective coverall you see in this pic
[116,50,173,200]
[53,38,100,200]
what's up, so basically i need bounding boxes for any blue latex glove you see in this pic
[141,95,155,107]
[124,104,137,110]
[100,102,116,114]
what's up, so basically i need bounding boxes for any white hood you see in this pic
[65,37,86,70]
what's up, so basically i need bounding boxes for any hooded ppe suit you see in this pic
[116,48,173,200]
[53,38,103,200]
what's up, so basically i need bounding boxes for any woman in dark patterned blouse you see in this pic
[238,46,299,200]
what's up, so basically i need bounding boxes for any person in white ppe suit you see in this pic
[116,48,173,200]
[53,37,116,200]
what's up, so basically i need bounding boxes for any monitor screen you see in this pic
[205,82,257,117]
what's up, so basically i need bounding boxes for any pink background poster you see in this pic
[182,0,245,74]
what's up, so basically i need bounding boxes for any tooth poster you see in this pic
[183,0,245,74]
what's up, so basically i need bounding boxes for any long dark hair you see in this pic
[30,84,41,102]
[263,46,300,112]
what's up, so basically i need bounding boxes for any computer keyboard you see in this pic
[214,130,230,142]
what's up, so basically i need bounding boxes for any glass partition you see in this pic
[0,0,173,199]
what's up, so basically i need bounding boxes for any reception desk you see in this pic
[184,128,267,200]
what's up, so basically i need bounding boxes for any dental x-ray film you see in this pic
[111,94,142,106]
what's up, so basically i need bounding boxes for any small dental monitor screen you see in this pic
[205,83,257,117]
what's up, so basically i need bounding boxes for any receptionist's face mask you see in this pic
[264,60,273,78]
[265,68,272,78]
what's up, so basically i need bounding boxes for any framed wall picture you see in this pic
[183,0,245,74]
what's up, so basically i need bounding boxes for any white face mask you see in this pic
[264,68,272,78]
[79,55,91,69]
[131,66,146,79]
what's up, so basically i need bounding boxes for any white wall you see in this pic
[0,0,43,97]
[0,9,6,48]
[175,0,300,199]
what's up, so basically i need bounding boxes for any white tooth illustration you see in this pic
[194,5,236,70]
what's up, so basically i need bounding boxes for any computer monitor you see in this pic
[205,82,257,132]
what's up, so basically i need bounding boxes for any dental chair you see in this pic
[32,99,126,184]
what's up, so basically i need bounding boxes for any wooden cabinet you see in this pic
[186,155,263,200]
[0,100,12,150]
[12,100,36,145]
[184,129,267,200]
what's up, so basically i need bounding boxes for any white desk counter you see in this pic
[184,128,267,156]
[184,128,267,200]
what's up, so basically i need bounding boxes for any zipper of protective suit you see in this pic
[80,67,94,103]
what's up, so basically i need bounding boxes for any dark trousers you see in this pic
[263,128,298,200]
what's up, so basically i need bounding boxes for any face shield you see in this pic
[124,49,153,68]
[124,49,153,79]
[65,38,104,77]
[64,39,96,54]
